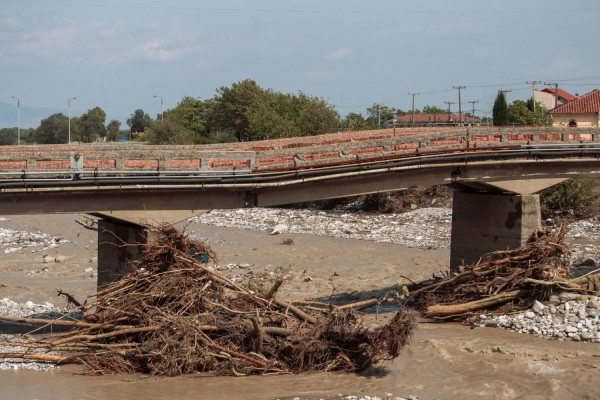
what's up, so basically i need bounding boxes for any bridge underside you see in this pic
[1,158,598,285]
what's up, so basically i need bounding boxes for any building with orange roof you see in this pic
[534,87,577,110]
[549,89,600,127]
[388,113,481,127]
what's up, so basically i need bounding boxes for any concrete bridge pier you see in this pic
[97,218,147,288]
[450,191,542,270]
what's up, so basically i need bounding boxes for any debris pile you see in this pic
[0,225,415,376]
[408,226,600,320]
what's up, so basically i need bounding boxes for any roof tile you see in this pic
[550,89,600,114]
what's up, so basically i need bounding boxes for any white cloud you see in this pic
[20,25,81,55]
[133,34,204,63]
[9,17,205,66]
[325,48,353,61]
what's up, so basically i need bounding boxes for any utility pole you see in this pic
[154,95,164,124]
[500,89,512,103]
[68,97,77,145]
[526,81,543,112]
[11,96,20,145]
[444,101,455,125]
[544,82,559,108]
[408,92,419,125]
[453,85,466,123]
[468,100,479,124]
[376,104,380,127]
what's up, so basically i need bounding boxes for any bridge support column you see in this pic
[450,191,541,270]
[97,218,147,288]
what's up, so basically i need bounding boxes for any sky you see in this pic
[1,0,599,129]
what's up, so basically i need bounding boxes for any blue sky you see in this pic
[1,0,599,129]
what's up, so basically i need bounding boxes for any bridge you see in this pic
[1,126,599,285]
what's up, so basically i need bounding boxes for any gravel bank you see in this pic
[192,207,452,250]
[474,294,600,343]
[0,298,70,371]
[194,207,600,264]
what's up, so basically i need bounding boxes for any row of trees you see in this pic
[142,81,466,145]
[143,80,341,145]
[3,81,556,146]
[32,107,122,144]
[492,91,550,126]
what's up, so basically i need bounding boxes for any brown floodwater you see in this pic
[1,214,599,399]
[2,321,599,400]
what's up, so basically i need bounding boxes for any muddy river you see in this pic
[1,214,599,399]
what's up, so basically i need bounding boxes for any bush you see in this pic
[540,178,600,218]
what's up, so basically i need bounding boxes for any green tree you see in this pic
[293,91,340,136]
[127,109,153,133]
[366,104,399,127]
[540,178,600,218]
[208,79,264,141]
[508,100,549,126]
[246,90,340,140]
[0,128,17,145]
[33,113,69,144]
[343,112,371,131]
[163,96,214,142]
[246,90,298,140]
[143,117,197,145]
[106,120,122,142]
[526,97,535,112]
[77,107,107,142]
[493,91,508,126]
[208,81,340,141]
[422,105,446,114]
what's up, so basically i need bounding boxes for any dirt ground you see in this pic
[1,213,599,400]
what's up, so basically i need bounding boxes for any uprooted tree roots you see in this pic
[408,225,600,320]
[0,225,415,376]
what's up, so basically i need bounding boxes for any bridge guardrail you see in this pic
[0,127,598,175]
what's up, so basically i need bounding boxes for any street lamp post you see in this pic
[154,95,164,124]
[68,97,76,144]
[11,96,20,145]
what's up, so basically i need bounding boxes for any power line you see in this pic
[551,74,600,82]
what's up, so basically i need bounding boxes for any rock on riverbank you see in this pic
[474,294,600,343]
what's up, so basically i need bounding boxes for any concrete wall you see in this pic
[535,91,559,110]
[450,192,542,269]
[552,113,599,128]
[97,219,146,287]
